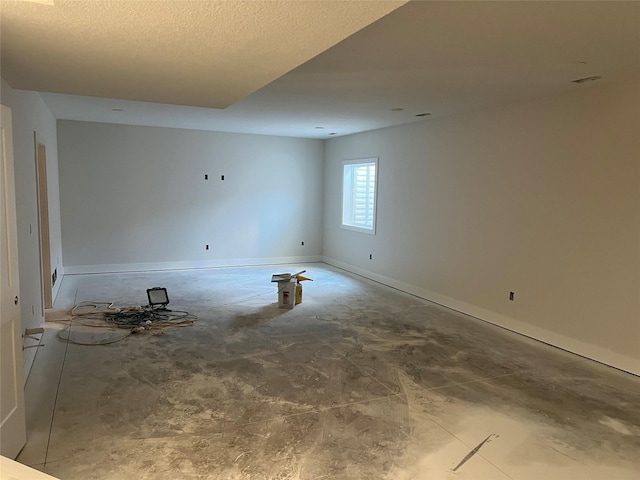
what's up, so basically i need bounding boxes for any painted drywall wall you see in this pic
[323,79,640,374]
[1,79,64,380]
[58,121,324,273]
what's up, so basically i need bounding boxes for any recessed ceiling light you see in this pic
[112,108,123,112]
[415,112,431,117]
[328,133,337,136]
[315,126,324,129]
[571,75,602,84]
[391,107,404,112]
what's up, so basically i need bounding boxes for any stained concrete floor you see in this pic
[17,264,640,480]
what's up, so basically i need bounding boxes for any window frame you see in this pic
[341,157,379,235]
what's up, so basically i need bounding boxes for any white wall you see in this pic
[1,79,64,380]
[6,77,637,377]
[58,121,324,272]
[323,79,640,375]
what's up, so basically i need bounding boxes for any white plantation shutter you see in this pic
[351,164,375,228]
[342,158,378,233]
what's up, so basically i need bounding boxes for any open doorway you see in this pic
[35,136,52,310]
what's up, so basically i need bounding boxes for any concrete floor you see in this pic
[17,264,640,480]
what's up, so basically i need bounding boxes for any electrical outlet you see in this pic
[221,175,225,181]
[301,241,304,246]
[205,244,210,250]
[509,291,515,301]
[204,174,208,180]
[369,254,373,260]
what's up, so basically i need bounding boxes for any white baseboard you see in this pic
[323,256,639,376]
[63,256,323,275]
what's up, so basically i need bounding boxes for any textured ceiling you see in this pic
[2,1,640,139]
[0,0,405,108]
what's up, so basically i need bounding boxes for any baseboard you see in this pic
[63,256,323,275]
[322,256,639,376]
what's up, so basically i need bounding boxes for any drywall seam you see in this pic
[63,256,323,275]
[323,256,639,376]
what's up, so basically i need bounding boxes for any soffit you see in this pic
[4,1,640,138]
[0,0,406,108]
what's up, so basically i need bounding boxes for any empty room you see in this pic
[1,1,639,479]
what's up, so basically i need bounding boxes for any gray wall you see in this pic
[1,79,63,380]
[58,121,324,272]
[323,78,640,374]
[8,76,638,377]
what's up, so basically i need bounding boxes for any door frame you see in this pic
[35,136,52,310]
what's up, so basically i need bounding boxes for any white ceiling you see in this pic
[2,1,640,139]
[1,0,405,108]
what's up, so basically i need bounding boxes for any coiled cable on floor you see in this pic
[56,301,198,345]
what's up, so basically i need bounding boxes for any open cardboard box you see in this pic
[271,270,313,308]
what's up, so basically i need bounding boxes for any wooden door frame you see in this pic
[35,135,52,310]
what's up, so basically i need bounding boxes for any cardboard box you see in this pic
[271,270,312,308]
[295,282,303,305]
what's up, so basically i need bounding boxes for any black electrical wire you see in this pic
[103,308,197,329]
[56,301,198,345]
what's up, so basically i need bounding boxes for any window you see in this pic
[342,158,378,234]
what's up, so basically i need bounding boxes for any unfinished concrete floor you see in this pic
[17,264,640,479]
